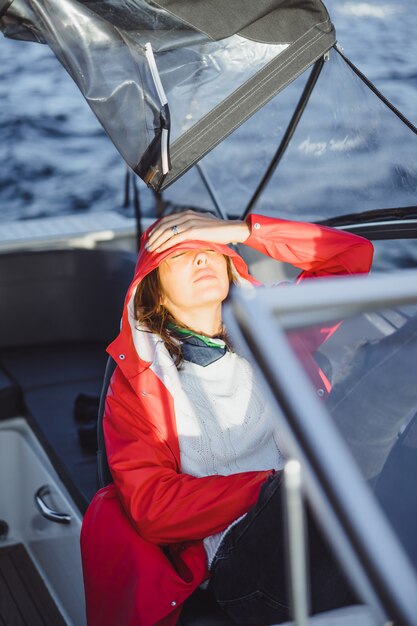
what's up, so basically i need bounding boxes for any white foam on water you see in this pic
[338,3,404,19]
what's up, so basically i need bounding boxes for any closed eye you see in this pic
[171,249,215,259]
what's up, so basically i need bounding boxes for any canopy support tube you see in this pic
[123,168,142,248]
[242,56,325,219]
[196,163,229,221]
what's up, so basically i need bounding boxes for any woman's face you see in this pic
[158,248,231,315]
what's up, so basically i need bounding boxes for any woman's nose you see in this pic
[195,250,208,265]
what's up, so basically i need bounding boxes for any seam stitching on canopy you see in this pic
[168,27,331,176]
[171,22,330,158]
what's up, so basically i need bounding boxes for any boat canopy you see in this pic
[0,0,335,190]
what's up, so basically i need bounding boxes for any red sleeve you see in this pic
[104,367,271,545]
[245,214,374,360]
[244,214,374,280]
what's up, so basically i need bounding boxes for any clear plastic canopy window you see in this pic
[164,47,417,224]
[253,49,417,222]
[0,0,335,189]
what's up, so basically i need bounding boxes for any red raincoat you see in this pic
[81,214,373,626]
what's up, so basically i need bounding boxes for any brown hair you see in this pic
[134,255,235,367]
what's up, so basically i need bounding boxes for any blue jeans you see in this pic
[209,472,356,625]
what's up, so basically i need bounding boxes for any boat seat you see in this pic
[97,355,116,488]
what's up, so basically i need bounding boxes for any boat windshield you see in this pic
[285,302,417,576]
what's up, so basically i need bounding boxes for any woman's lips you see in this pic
[193,270,217,282]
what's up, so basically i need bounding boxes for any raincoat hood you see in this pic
[133,219,259,287]
[107,218,259,377]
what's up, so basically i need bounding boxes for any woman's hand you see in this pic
[146,210,250,253]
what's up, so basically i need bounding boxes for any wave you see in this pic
[337,3,404,19]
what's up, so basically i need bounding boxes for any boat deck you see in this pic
[0,544,66,626]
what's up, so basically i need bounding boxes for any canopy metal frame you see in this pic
[242,56,326,220]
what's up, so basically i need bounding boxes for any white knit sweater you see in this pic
[176,350,285,567]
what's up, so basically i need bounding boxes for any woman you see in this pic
[81,210,374,626]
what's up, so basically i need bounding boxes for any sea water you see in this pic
[0,0,416,239]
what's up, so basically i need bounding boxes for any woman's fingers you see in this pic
[147,211,220,251]
[148,210,215,235]
[146,217,205,251]
[145,210,249,252]
[149,224,214,253]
